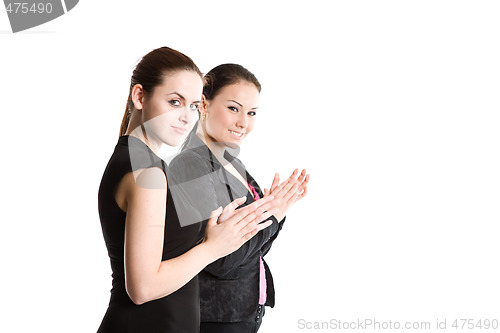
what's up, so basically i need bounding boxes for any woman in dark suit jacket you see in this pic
[169,63,309,333]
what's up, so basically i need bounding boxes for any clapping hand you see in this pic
[263,169,310,221]
[203,195,278,259]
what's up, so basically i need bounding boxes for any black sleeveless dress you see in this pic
[97,136,202,333]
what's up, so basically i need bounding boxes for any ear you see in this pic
[200,94,209,119]
[131,84,145,111]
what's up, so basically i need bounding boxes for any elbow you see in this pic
[129,294,147,306]
[126,283,152,306]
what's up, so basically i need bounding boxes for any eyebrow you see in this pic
[169,92,201,104]
[227,99,259,110]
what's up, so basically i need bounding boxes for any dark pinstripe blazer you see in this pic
[169,129,285,322]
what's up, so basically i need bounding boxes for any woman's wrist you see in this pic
[274,210,286,222]
[197,239,221,264]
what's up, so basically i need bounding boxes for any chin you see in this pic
[225,141,241,149]
[161,136,183,148]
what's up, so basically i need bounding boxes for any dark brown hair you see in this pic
[119,47,203,136]
[202,63,261,101]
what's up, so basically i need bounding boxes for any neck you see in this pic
[196,121,227,162]
[127,124,161,155]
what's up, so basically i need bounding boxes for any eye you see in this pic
[169,99,181,107]
[248,111,257,117]
[189,103,199,112]
[228,106,238,112]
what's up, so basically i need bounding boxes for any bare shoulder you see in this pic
[115,167,167,212]
[133,167,167,190]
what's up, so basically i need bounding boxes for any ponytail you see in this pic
[119,89,133,136]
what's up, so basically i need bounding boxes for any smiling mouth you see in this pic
[229,130,244,138]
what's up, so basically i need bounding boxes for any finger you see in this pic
[271,177,293,197]
[236,204,276,233]
[272,172,296,196]
[254,198,280,216]
[236,209,265,233]
[281,178,299,197]
[255,219,273,231]
[291,182,309,204]
[228,195,274,225]
[240,214,272,239]
[297,174,310,194]
[241,226,260,243]
[270,173,280,192]
[266,205,281,216]
[207,206,223,227]
[273,170,300,195]
[263,188,270,197]
[245,194,274,210]
[218,196,247,222]
[298,185,308,199]
[227,196,247,210]
[258,211,273,223]
[282,180,301,203]
[241,219,274,243]
[297,169,307,183]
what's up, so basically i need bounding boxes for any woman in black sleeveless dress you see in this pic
[96,47,277,333]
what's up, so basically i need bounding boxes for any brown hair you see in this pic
[180,63,261,151]
[119,47,203,136]
[202,63,261,101]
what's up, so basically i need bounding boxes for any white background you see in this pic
[1,1,499,332]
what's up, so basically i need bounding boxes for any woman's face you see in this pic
[204,81,260,147]
[142,70,203,148]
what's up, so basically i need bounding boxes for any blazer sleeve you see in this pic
[204,212,283,278]
[260,216,286,257]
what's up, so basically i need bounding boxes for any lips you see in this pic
[172,126,188,135]
[228,130,244,139]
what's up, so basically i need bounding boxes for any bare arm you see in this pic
[120,167,273,305]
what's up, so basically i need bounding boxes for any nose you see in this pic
[179,105,192,124]
[236,113,247,129]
